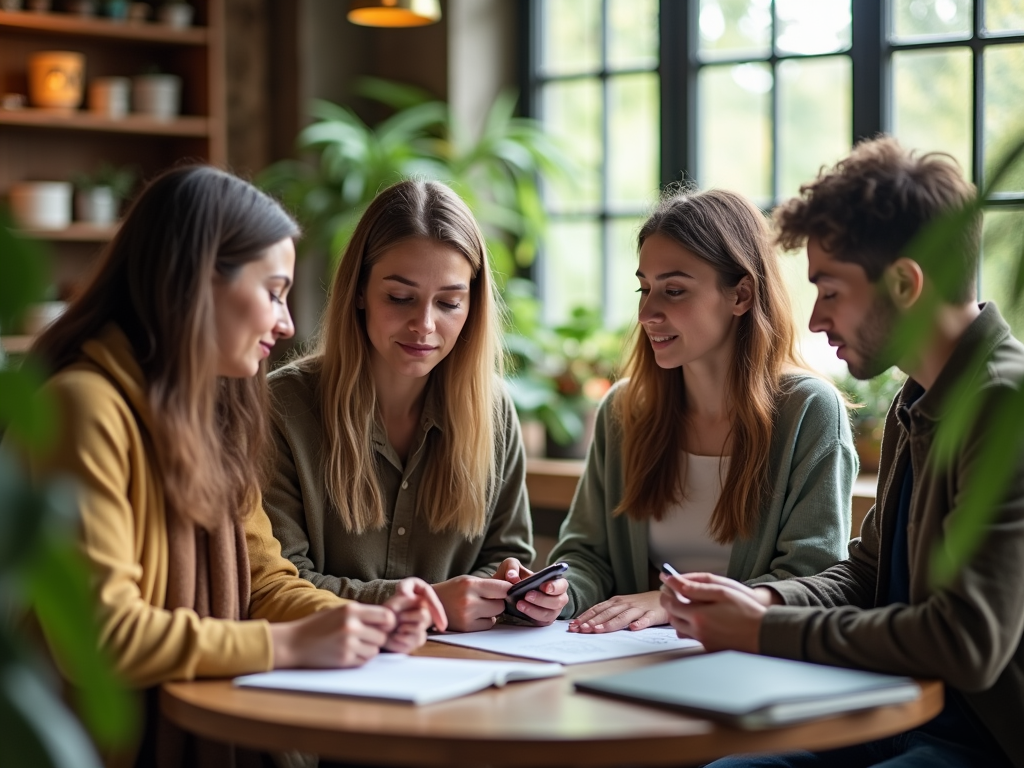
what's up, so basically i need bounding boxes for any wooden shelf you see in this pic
[1,335,34,354]
[0,10,207,45]
[0,108,211,136]
[18,222,117,241]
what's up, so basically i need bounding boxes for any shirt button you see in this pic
[397,527,406,536]
[401,480,409,490]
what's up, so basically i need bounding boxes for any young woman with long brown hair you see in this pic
[264,179,568,632]
[547,188,856,633]
[18,166,443,765]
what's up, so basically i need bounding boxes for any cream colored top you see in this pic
[648,453,732,575]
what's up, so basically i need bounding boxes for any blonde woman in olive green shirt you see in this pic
[264,180,568,632]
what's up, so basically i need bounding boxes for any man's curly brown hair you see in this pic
[773,136,980,303]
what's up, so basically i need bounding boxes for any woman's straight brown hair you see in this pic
[297,179,501,539]
[614,188,807,542]
[33,165,300,529]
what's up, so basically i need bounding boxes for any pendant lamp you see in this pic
[347,0,442,27]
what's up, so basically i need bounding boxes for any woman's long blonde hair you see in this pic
[614,189,804,542]
[303,179,501,538]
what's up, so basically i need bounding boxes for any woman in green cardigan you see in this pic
[264,179,568,632]
[548,188,857,633]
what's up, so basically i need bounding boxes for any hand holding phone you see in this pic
[504,562,570,622]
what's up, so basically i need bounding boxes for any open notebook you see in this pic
[234,654,563,706]
[575,651,921,729]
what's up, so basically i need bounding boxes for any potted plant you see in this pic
[72,163,135,226]
[0,208,135,767]
[503,279,623,459]
[832,367,907,474]
[258,77,573,285]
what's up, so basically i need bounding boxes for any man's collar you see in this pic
[897,302,1010,426]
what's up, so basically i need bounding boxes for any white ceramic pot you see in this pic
[23,301,68,336]
[9,181,72,229]
[132,74,181,120]
[28,51,86,111]
[75,186,117,225]
[158,2,192,28]
[89,76,130,118]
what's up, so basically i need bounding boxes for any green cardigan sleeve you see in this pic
[546,386,625,618]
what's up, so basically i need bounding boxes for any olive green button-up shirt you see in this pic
[263,363,535,604]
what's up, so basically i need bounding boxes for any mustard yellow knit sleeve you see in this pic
[32,371,277,687]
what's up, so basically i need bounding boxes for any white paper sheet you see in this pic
[429,620,702,664]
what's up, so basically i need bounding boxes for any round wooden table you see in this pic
[161,643,942,767]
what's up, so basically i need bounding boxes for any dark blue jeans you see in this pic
[703,727,1011,768]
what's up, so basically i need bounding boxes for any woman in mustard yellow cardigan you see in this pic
[22,166,445,764]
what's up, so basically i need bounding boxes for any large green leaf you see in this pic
[0,212,49,334]
[0,362,56,451]
[0,659,104,768]
[27,528,137,746]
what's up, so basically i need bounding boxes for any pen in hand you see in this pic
[660,562,690,604]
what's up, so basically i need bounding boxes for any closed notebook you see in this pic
[575,651,921,729]
[235,654,563,706]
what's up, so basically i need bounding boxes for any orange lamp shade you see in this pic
[347,0,441,27]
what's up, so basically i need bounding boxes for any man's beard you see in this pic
[843,291,900,381]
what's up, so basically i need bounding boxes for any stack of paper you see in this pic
[429,620,702,664]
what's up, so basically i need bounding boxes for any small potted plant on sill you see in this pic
[503,279,623,460]
[832,367,907,474]
[72,163,136,226]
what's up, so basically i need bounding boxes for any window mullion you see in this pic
[852,0,885,142]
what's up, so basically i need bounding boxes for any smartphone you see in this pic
[504,562,570,622]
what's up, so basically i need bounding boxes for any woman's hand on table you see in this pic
[382,577,448,653]
[269,602,396,669]
[493,558,568,627]
[568,591,666,633]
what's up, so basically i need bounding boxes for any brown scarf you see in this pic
[129,514,261,768]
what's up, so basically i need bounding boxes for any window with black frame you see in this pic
[524,0,1024,345]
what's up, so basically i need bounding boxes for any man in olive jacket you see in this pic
[661,136,1023,768]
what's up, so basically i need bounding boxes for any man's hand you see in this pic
[382,577,448,653]
[269,602,396,669]
[658,572,770,653]
[568,591,665,633]
[493,558,569,626]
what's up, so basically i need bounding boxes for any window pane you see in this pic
[778,56,852,200]
[540,0,602,76]
[776,0,851,55]
[698,0,772,60]
[608,0,659,70]
[981,209,1024,338]
[891,0,973,41]
[777,247,846,376]
[698,62,773,203]
[985,0,1024,32]
[608,217,644,329]
[892,47,972,178]
[541,79,603,213]
[984,44,1024,193]
[608,73,660,209]
[542,219,602,325]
